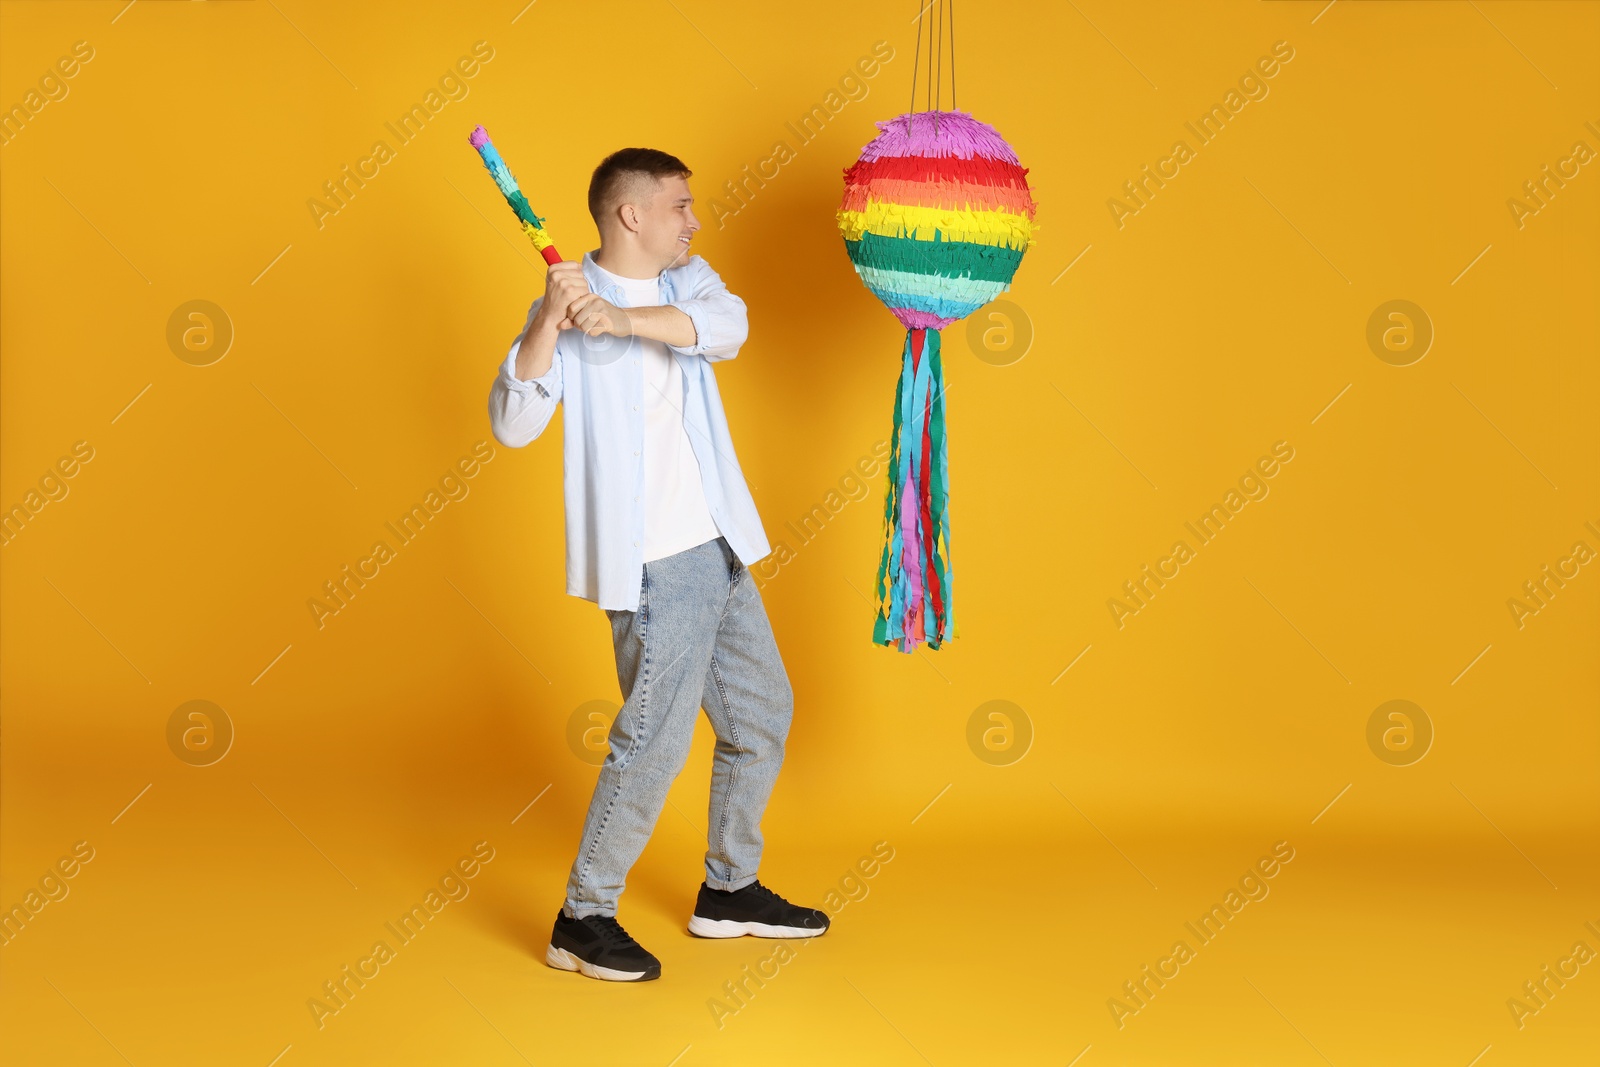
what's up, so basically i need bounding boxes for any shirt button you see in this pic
[633,540,640,547]
[632,405,639,411]
[633,449,640,456]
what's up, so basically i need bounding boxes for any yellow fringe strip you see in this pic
[837,202,1035,249]
[520,219,555,252]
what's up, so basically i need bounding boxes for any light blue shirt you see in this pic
[487,249,771,611]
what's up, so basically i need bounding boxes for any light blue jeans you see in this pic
[562,536,794,919]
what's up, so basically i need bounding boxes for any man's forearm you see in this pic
[516,302,697,380]
[625,304,696,348]
[514,315,559,381]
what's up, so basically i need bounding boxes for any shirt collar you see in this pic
[582,247,682,302]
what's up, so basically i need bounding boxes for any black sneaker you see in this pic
[688,878,830,939]
[545,910,661,982]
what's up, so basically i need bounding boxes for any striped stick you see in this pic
[468,125,563,264]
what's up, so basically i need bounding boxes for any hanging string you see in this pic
[909,0,959,138]
[908,0,923,137]
[933,0,943,137]
[949,0,957,111]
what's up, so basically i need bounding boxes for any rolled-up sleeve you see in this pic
[665,256,749,363]
[488,297,564,448]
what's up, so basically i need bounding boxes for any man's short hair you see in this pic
[587,148,692,227]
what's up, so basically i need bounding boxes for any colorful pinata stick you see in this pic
[468,125,563,264]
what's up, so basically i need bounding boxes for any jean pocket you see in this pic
[719,539,742,583]
[638,567,650,637]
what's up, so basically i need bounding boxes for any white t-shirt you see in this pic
[591,261,722,563]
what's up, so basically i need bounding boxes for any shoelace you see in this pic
[744,880,806,912]
[744,879,778,899]
[589,914,642,949]
[731,881,822,926]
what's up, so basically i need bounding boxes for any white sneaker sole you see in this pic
[545,943,655,982]
[687,915,828,939]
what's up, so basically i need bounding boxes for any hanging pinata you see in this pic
[837,27,1038,653]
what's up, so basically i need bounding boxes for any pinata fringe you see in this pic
[837,203,1036,249]
[519,218,556,254]
[873,328,955,653]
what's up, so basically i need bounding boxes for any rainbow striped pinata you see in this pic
[837,109,1037,653]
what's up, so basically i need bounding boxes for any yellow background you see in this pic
[3,0,1597,1064]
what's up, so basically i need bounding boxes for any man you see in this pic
[487,148,829,983]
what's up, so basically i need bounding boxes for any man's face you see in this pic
[634,174,700,270]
